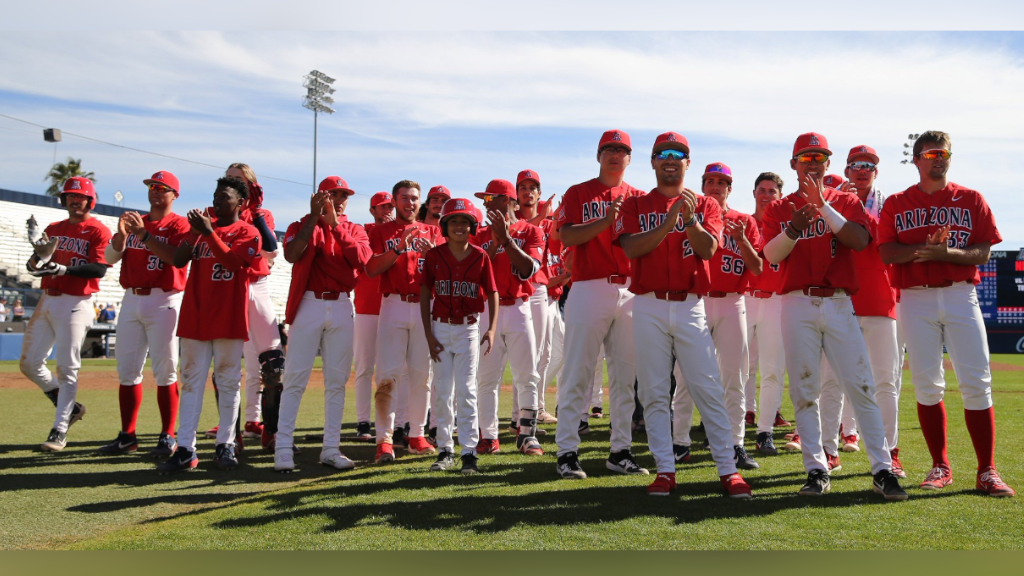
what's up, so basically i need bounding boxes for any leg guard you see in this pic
[517,408,539,448]
[259,349,285,434]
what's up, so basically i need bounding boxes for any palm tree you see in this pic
[44,157,96,196]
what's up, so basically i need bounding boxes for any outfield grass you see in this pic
[1,357,1022,550]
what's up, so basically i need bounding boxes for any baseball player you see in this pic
[273,178,372,472]
[878,130,1014,497]
[761,132,906,500]
[21,176,111,451]
[670,162,762,471]
[420,198,497,474]
[472,179,545,456]
[98,170,190,458]
[554,129,645,479]
[613,131,752,498]
[422,186,450,228]
[158,176,261,473]
[224,163,285,451]
[513,170,559,426]
[366,180,444,463]
[352,192,397,439]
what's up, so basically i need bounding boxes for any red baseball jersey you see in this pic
[177,220,261,341]
[850,195,897,318]
[612,190,723,296]
[709,208,761,293]
[41,217,111,296]
[529,218,554,287]
[353,222,384,315]
[749,218,783,294]
[546,228,567,299]
[118,212,191,292]
[555,178,644,281]
[472,219,544,300]
[240,208,275,280]
[423,243,497,318]
[878,182,1001,289]
[368,220,444,296]
[762,188,870,294]
[283,215,371,324]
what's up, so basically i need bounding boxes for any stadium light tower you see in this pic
[900,133,921,165]
[303,70,336,191]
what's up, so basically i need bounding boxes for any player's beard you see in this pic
[929,164,948,179]
[657,172,682,186]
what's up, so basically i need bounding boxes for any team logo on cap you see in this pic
[69,179,82,190]
[667,133,677,142]
[155,172,165,180]
[524,171,533,178]
[612,132,622,141]
[809,135,820,146]
[858,146,868,153]
[455,200,466,210]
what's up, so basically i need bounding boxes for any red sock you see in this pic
[157,383,180,437]
[119,385,143,435]
[917,401,949,469]
[964,407,996,472]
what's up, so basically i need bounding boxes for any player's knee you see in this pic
[375,378,394,401]
[258,349,285,385]
[19,355,36,377]
[961,388,993,412]
[915,386,945,407]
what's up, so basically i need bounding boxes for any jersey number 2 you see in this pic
[212,263,234,281]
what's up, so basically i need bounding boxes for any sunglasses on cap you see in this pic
[795,152,829,164]
[652,150,689,161]
[847,161,877,171]
[148,183,175,194]
[918,149,952,160]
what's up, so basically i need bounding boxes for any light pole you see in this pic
[303,70,336,191]
[900,133,921,166]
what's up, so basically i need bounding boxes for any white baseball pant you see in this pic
[555,279,635,456]
[898,283,993,411]
[781,292,892,475]
[745,296,760,414]
[544,295,564,391]
[511,286,552,419]
[479,299,538,439]
[177,338,244,451]
[753,295,786,435]
[671,363,691,446]
[242,276,282,422]
[115,289,182,388]
[275,292,355,452]
[430,318,481,454]
[588,349,605,414]
[634,293,738,476]
[20,293,93,433]
[353,313,379,423]
[374,295,431,442]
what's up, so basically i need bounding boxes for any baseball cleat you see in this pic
[157,447,199,475]
[68,402,86,428]
[826,452,842,472]
[783,434,802,452]
[97,431,139,455]
[673,444,692,463]
[215,443,238,470]
[734,445,760,470]
[755,432,778,456]
[320,450,356,470]
[274,448,295,473]
[557,451,587,479]
[591,406,604,419]
[41,428,67,452]
[578,420,591,435]
[476,438,500,454]
[355,421,372,439]
[773,412,792,427]
[745,411,756,427]
[375,442,395,464]
[148,433,178,458]
[873,469,909,501]
[976,467,1015,497]
[841,433,861,453]
[431,450,456,471]
[890,448,907,478]
[920,466,953,490]
[407,436,436,455]
[799,469,831,496]
[519,436,544,456]
[537,410,558,424]
[783,431,798,441]
[204,425,219,439]
[648,472,677,496]
[606,449,649,475]
[721,473,753,499]
[460,453,480,475]
[243,421,264,439]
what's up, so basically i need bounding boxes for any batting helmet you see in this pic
[60,177,97,210]
[823,174,846,189]
[439,197,480,237]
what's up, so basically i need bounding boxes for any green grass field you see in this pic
[1,357,1022,550]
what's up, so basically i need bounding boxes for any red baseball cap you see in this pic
[517,169,541,188]
[370,191,393,208]
[143,170,180,196]
[823,174,846,188]
[427,185,451,201]
[475,179,516,201]
[318,176,354,195]
[702,162,732,183]
[652,132,690,154]
[847,144,880,164]
[793,132,831,157]
[598,129,632,152]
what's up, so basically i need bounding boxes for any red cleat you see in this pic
[920,466,953,490]
[375,442,395,464]
[745,411,756,427]
[476,438,500,454]
[826,452,842,472]
[721,473,752,499]
[773,412,792,427]
[243,421,263,439]
[841,433,860,453]
[890,448,907,478]
[407,436,436,455]
[976,467,1015,497]
[783,434,801,452]
[647,472,676,496]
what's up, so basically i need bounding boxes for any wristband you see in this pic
[393,245,406,256]
[785,226,802,240]
[818,202,848,234]
[683,215,697,228]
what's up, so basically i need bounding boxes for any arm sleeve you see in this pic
[207,229,260,272]
[251,209,279,252]
[66,262,108,278]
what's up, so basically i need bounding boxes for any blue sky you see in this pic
[2,24,1024,245]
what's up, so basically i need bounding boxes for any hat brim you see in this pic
[794,147,832,157]
[323,187,355,195]
[517,177,541,188]
[652,142,690,155]
[143,179,179,193]
[847,153,880,164]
